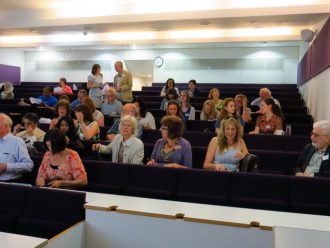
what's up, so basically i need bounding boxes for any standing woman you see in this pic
[204,117,248,172]
[87,64,103,108]
[180,90,195,121]
[133,96,156,129]
[249,98,283,135]
[147,115,192,168]
[35,128,87,189]
[75,104,100,140]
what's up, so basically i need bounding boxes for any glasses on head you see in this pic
[311,132,327,138]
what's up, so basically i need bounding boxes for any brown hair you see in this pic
[161,115,183,139]
[217,117,243,154]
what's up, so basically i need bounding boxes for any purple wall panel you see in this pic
[311,17,330,77]
[0,64,21,85]
[297,48,312,86]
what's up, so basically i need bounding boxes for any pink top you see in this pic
[53,85,73,95]
[37,149,86,183]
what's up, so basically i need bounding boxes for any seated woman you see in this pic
[0,81,14,99]
[133,96,156,129]
[160,88,180,110]
[55,115,84,152]
[35,128,87,188]
[208,88,223,111]
[82,97,104,127]
[92,115,144,164]
[165,100,186,129]
[53,77,73,95]
[215,98,244,135]
[235,94,252,123]
[147,115,192,168]
[160,78,179,97]
[13,112,46,152]
[249,98,284,135]
[75,104,100,140]
[204,117,248,171]
[180,90,195,121]
[49,99,71,129]
[200,100,219,121]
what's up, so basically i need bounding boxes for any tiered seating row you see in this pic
[77,159,330,216]
[0,183,85,239]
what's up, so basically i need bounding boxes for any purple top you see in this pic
[150,137,192,167]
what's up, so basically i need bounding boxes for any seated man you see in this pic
[101,87,123,116]
[251,88,281,108]
[70,89,87,109]
[0,113,34,182]
[106,103,143,141]
[37,87,58,107]
[294,120,330,177]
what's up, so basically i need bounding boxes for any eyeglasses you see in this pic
[160,126,168,131]
[311,132,327,138]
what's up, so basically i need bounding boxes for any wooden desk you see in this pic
[0,232,47,248]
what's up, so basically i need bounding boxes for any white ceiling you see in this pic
[0,0,329,50]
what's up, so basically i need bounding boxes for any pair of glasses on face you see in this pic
[160,126,168,131]
[311,132,327,138]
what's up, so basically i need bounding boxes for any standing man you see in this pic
[0,113,34,182]
[294,120,330,177]
[113,61,133,103]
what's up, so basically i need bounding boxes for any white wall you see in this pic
[25,46,299,87]
[0,48,25,81]
[300,67,330,122]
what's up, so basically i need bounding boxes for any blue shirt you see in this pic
[70,99,81,109]
[0,133,34,181]
[38,95,58,107]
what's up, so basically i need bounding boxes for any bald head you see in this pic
[0,113,13,138]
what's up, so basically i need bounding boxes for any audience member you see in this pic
[13,112,45,152]
[35,128,87,188]
[180,90,195,121]
[160,78,179,97]
[251,87,281,108]
[200,100,219,121]
[101,87,123,116]
[215,98,244,135]
[106,103,143,141]
[204,117,248,171]
[160,88,180,110]
[187,79,201,97]
[235,94,252,123]
[147,116,192,168]
[38,87,58,107]
[0,113,34,182]
[208,88,223,111]
[49,99,71,129]
[75,104,100,140]
[82,97,104,127]
[55,116,84,152]
[53,77,73,95]
[113,61,133,103]
[70,89,87,109]
[0,82,14,99]
[294,120,330,177]
[249,98,283,135]
[92,115,144,164]
[87,64,103,108]
[133,96,156,129]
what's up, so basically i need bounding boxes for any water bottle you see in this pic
[285,125,292,136]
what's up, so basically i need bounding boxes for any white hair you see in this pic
[0,113,13,128]
[119,115,139,137]
[260,87,272,96]
[313,120,330,135]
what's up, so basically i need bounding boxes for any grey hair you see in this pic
[0,113,13,128]
[114,61,123,67]
[119,115,139,137]
[313,120,330,135]
[260,87,272,96]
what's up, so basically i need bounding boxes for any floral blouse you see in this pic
[37,149,87,183]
